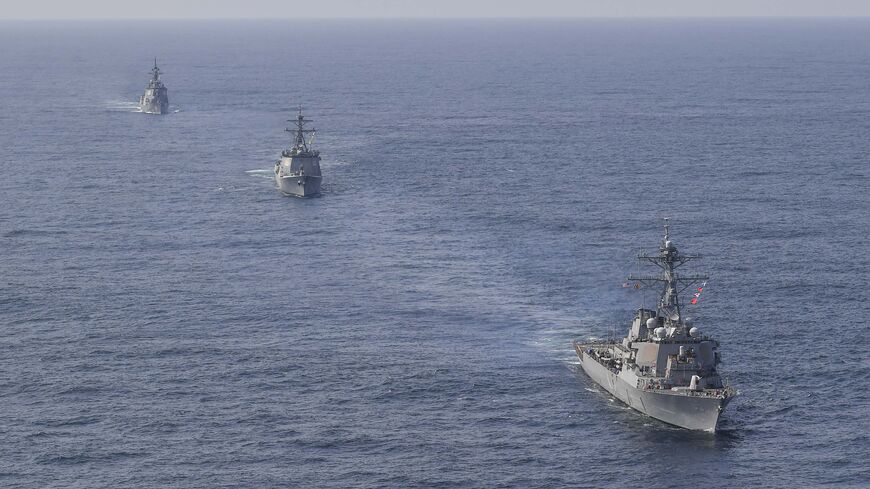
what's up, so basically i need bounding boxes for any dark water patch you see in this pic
[3,228,69,238]
[735,170,784,178]
[56,385,103,396]
[24,430,72,440]
[32,415,102,428]
[35,451,145,466]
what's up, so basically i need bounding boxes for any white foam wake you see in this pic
[105,100,141,112]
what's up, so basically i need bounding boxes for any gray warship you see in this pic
[573,220,735,432]
[138,58,169,115]
[274,107,322,197]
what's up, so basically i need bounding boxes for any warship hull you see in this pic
[277,174,321,197]
[275,153,322,198]
[139,90,169,115]
[576,345,729,432]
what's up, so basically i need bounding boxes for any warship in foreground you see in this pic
[138,58,169,115]
[274,107,322,197]
[573,220,735,432]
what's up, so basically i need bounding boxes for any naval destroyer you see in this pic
[138,58,169,115]
[573,220,735,432]
[274,107,322,197]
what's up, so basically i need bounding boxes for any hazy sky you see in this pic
[3,0,870,20]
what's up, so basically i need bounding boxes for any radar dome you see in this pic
[665,240,675,250]
[689,327,700,338]
[654,327,667,339]
[645,317,658,329]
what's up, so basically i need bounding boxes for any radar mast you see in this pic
[150,58,161,82]
[628,218,709,336]
[286,105,317,154]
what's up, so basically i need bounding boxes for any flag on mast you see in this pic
[690,281,708,305]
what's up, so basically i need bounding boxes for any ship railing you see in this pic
[574,339,619,348]
[281,149,320,158]
[650,386,733,399]
[280,171,323,179]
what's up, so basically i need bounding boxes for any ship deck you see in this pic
[573,340,734,400]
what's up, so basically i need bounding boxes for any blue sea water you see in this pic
[0,19,868,488]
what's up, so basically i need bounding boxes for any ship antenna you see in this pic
[296,105,305,150]
[663,217,670,243]
[286,104,315,153]
[638,250,645,311]
[150,58,161,81]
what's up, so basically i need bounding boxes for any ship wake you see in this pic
[245,169,274,180]
[105,101,142,112]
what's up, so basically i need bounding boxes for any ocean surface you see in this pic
[0,19,868,488]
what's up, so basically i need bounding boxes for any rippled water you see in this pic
[1,19,868,488]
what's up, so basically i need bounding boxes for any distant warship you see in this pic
[138,58,169,115]
[573,220,735,432]
[274,107,322,197]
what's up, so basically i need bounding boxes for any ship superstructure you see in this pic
[573,220,734,431]
[138,58,169,115]
[274,107,322,197]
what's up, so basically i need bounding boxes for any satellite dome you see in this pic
[665,240,675,250]
[654,327,667,339]
[689,327,700,338]
[646,317,658,329]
